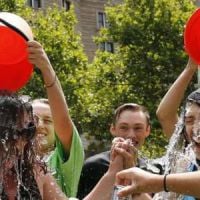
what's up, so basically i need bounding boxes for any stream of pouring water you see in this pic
[153,110,198,200]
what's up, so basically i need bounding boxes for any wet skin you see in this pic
[185,102,200,159]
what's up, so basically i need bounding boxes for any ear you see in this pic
[145,125,151,138]
[110,123,116,137]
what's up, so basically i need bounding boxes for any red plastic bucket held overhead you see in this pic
[0,12,34,92]
[184,9,200,64]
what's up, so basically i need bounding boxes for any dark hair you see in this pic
[112,103,150,126]
[186,88,200,105]
[0,92,45,199]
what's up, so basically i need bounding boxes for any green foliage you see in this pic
[0,0,25,12]
[0,1,89,141]
[20,5,88,102]
[89,0,196,157]
[0,0,197,158]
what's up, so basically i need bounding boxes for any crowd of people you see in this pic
[1,26,200,200]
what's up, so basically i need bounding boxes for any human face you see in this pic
[32,102,55,154]
[185,102,200,159]
[110,110,150,149]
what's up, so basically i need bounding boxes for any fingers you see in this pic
[27,40,42,48]
[115,168,132,184]
[114,147,136,168]
[27,41,43,56]
[117,185,133,198]
[115,169,135,197]
[112,137,125,145]
[26,40,50,69]
[111,138,137,167]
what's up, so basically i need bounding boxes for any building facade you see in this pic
[28,0,121,61]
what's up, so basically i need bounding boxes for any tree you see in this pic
[0,0,88,141]
[85,0,196,157]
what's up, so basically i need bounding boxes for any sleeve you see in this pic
[48,124,85,197]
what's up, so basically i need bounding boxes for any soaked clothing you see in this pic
[77,151,163,199]
[48,125,84,197]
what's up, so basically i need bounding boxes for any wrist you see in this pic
[163,174,169,192]
[186,62,198,72]
[44,72,57,89]
[147,174,164,193]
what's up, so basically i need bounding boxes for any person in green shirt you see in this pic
[27,40,84,197]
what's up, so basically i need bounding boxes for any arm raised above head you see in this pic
[28,40,73,152]
[156,57,197,139]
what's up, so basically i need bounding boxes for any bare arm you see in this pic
[133,194,152,200]
[116,167,200,198]
[156,58,197,138]
[28,40,73,151]
[43,173,69,200]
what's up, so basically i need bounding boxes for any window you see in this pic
[62,0,71,11]
[97,12,108,28]
[29,0,41,9]
[99,42,114,53]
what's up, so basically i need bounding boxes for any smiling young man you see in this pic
[77,103,154,199]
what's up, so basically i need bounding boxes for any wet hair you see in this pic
[0,92,46,199]
[186,88,200,105]
[112,103,150,126]
[0,94,36,141]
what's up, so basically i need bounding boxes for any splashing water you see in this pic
[0,141,41,200]
[153,110,197,200]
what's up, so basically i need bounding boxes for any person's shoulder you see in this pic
[80,151,110,179]
[84,151,110,166]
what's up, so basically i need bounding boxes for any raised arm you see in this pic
[156,58,197,138]
[28,40,72,151]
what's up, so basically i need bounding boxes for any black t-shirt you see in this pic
[77,151,110,200]
[77,151,163,199]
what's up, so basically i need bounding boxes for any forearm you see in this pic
[83,172,115,200]
[84,156,123,200]
[41,64,73,151]
[166,172,200,198]
[156,61,196,138]
[146,172,200,197]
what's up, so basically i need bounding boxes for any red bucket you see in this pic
[184,9,200,64]
[0,12,33,91]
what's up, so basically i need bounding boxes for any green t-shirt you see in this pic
[48,125,84,197]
